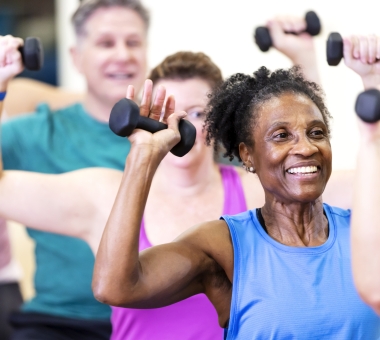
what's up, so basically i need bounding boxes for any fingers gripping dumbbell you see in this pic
[109,98,197,157]
[355,89,380,123]
[18,37,44,71]
[254,11,321,52]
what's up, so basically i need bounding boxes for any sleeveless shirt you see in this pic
[111,165,247,340]
[222,204,380,339]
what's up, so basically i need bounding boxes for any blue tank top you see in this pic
[222,203,380,339]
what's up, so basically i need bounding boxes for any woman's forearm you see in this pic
[93,146,162,304]
[352,129,380,314]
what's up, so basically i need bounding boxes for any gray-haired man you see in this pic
[0,1,149,338]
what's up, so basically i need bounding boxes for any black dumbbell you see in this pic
[18,37,44,71]
[355,89,380,123]
[109,98,197,157]
[326,32,343,66]
[254,11,321,52]
[327,32,380,66]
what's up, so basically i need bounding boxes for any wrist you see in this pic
[361,75,380,90]
[125,145,163,172]
[0,82,8,93]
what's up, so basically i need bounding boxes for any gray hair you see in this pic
[72,0,150,36]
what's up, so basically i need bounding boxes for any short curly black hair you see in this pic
[205,66,332,162]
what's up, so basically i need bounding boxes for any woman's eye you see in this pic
[274,132,288,139]
[310,129,324,137]
[188,111,206,121]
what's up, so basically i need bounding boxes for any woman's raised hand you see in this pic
[343,34,380,89]
[126,80,187,160]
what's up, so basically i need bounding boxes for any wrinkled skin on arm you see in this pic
[93,80,234,327]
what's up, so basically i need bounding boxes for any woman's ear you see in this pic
[239,142,255,172]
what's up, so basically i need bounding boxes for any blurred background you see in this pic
[1,0,379,299]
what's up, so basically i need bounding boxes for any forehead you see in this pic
[155,78,211,108]
[82,7,146,39]
[256,93,324,129]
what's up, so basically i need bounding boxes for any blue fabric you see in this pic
[1,103,130,320]
[0,91,6,101]
[222,204,380,339]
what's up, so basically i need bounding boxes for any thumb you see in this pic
[167,111,187,137]
[343,37,354,65]
[267,20,285,47]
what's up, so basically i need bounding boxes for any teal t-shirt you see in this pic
[1,103,130,320]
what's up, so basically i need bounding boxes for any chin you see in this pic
[163,146,208,169]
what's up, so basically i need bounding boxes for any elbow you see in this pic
[92,277,140,307]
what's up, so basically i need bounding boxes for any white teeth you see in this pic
[287,166,317,174]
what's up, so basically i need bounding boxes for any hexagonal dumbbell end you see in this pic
[355,89,380,123]
[19,37,44,71]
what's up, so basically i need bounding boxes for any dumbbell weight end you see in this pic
[18,37,44,71]
[355,89,380,123]
[326,32,343,66]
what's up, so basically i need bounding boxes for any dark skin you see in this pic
[92,82,332,328]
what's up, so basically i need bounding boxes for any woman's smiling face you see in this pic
[244,92,332,204]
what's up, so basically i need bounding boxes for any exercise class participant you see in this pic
[0,0,149,338]
[347,35,380,315]
[92,46,380,339]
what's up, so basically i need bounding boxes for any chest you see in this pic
[228,231,380,339]
[144,185,225,245]
[25,123,129,173]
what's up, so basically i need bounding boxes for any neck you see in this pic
[83,92,114,123]
[261,197,328,247]
[152,154,220,197]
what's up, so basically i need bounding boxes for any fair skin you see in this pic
[347,35,380,314]
[267,16,321,85]
[70,7,147,122]
[3,78,84,119]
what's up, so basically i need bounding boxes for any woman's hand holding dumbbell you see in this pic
[343,35,380,90]
[0,35,24,90]
[121,80,189,161]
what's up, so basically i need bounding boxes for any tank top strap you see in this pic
[219,164,247,215]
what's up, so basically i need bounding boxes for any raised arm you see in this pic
[348,34,380,314]
[4,78,84,118]
[0,35,117,253]
[268,15,321,84]
[92,81,231,312]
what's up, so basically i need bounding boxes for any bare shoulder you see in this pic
[233,166,265,209]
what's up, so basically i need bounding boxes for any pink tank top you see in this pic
[111,165,247,340]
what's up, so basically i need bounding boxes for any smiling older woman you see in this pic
[93,64,380,338]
